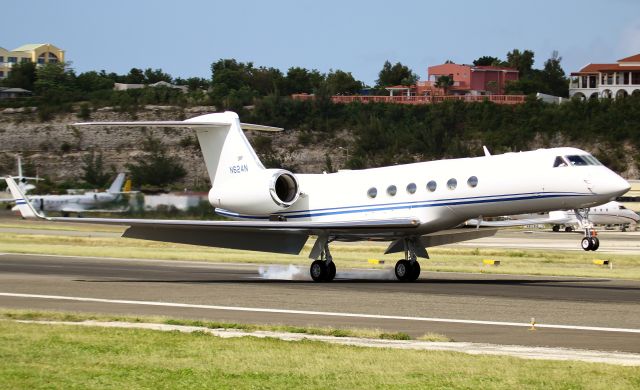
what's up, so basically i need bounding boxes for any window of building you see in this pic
[0,56,4,63]
[387,185,397,196]
[406,183,417,194]
[8,57,17,63]
[467,176,478,188]
[447,178,457,190]
[367,187,377,199]
[426,180,437,192]
[20,58,30,63]
[0,71,4,78]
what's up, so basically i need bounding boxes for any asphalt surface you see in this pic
[1,253,639,353]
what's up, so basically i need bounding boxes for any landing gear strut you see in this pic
[574,208,599,251]
[394,238,421,282]
[309,237,336,282]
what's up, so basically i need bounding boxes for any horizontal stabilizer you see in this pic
[74,121,283,132]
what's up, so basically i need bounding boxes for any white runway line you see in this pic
[2,292,640,334]
[10,319,640,366]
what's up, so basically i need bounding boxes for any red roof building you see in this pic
[569,54,640,99]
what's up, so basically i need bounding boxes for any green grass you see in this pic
[2,228,640,279]
[0,309,430,341]
[1,320,639,389]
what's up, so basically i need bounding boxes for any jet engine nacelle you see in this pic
[209,169,300,215]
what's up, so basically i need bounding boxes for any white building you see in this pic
[569,53,640,100]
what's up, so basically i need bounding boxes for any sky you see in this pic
[3,0,640,85]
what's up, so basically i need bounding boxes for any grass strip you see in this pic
[0,309,436,341]
[2,230,640,279]
[0,318,639,389]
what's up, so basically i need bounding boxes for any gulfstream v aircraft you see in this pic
[5,111,631,282]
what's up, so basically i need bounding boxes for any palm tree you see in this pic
[435,75,454,95]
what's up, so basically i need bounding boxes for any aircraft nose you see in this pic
[604,174,631,198]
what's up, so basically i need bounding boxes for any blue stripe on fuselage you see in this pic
[214,192,591,220]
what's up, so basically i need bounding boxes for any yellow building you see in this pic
[0,43,65,79]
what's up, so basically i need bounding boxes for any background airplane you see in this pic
[468,200,639,237]
[5,111,631,282]
[12,173,128,217]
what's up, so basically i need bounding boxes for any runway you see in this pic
[1,253,639,353]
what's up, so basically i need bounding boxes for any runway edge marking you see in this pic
[2,292,640,334]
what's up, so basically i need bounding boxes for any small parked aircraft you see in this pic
[5,111,631,282]
[12,173,127,217]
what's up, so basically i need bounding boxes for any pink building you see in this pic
[416,63,519,96]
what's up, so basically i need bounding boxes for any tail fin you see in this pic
[74,111,283,189]
[107,173,126,194]
[4,176,43,219]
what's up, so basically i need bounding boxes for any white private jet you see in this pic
[12,173,127,217]
[4,111,631,282]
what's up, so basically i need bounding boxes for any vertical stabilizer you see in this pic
[4,177,40,219]
[107,173,126,193]
[186,112,264,188]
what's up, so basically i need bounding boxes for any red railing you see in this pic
[291,94,526,105]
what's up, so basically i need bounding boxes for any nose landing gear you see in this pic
[574,208,599,251]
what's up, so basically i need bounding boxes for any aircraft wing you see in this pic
[40,215,422,255]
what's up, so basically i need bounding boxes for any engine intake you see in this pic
[271,171,299,207]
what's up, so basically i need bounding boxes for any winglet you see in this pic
[4,176,47,220]
[483,146,491,156]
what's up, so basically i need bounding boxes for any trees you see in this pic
[540,51,568,97]
[435,75,454,95]
[76,70,114,93]
[1,61,37,90]
[506,49,535,77]
[82,150,113,188]
[125,135,186,189]
[472,56,504,66]
[325,69,363,95]
[284,67,324,94]
[375,61,419,88]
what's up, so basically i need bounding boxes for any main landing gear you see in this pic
[309,238,336,282]
[394,238,421,282]
[574,208,599,251]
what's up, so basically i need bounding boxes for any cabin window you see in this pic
[406,183,417,194]
[553,156,568,167]
[367,187,377,198]
[467,176,478,188]
[447,178,457,190]
[387,185,397,196]
[427,180,437,192]
[566,155,589,166]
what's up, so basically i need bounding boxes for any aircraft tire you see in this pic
[552,225,560,232]
[395,260,411,281]
[565,226,573,232]
[408,261,421,281]
[327,262,336,281]
[590,237,600,251]
[581,237,592,251]
[310,260,328,282]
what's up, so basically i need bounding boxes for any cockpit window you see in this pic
[566,155,589,166]
[583,155,603,166]
[619,205,627,210]
[553,156,568,167]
